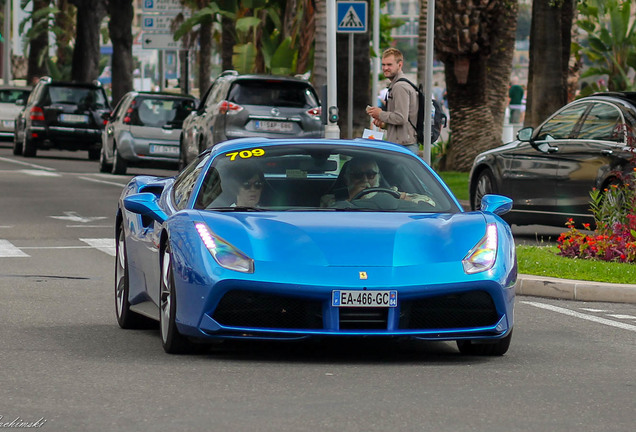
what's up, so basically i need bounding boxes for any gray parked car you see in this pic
[179,71,324,168]
[0,85,31,141]
[99,91,197,175]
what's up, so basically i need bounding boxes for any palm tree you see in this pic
[25,0,51,83]
[69,0,107,81]
[434,0,519,171]
[108,0,134,106]
[525,0,574,128]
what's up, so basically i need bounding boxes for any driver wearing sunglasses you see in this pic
[232,165,264,207]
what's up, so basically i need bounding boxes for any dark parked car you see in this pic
[0,85,31,141]
[99,91,197,175]
[469,92,636,227]
[179,71,324,167]
[13,77,110,159]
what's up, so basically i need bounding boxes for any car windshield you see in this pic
[194,144,461,213]
[132,97,196,128]
[46,85,108,108]
[227,80,319,108]
[0,89,29,103]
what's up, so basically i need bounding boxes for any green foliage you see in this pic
[573,0,636,91]
[437,170,469,201]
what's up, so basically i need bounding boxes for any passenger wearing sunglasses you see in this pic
[232,165,264,207]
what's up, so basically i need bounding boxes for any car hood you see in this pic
[193,211,489,267]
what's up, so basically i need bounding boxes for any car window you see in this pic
[227,80,319,108]
[194,144,459,213]
[0,89,30,103]
[173,153,210,210]
[46,86,108,108]
[576,103,622,142]
[133,97,196,128]
[536,103,589,140]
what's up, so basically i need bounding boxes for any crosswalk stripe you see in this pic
[0,239,30,257]
[79,238,116,256]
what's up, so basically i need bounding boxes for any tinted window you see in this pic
[537,103,589,140]
[132,97,195,128]
[227,80,319,108]
[576,103,622,142]
[173,153,210,210]
[45,85,108,109]
[0,89,30,103]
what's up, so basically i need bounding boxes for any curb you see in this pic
[517,274,636,304]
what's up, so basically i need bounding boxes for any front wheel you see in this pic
[99,146,112,173]
[115,224,145,329]
[472,169,496,210]
[112,146,128,175]
[160,245,193,354]
[22,136,37,157]
[12,132,23,155]
[457,330,513,356]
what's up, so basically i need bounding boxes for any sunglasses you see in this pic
[240,180,263,190]
[351,170,378,180]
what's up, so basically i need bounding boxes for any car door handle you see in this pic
[547,146,559,153]
[601,149,613,156]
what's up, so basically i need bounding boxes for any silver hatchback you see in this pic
[100,92,196,174]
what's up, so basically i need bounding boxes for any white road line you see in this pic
[579,308,609,313]
[522,301,636,332]
[607,314,636,320]
[79,238,116,256]
[78,176,128,187]
[0,156,57,171]
[20,169,61,177]
[0,239,30,257]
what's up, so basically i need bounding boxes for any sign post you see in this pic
[337,1,367,139]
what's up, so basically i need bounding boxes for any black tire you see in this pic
[112,146,127,175]
[12,132,23,155]
[88,147,100,161]
[22,136,37,157]
[115,224,145,329]
[99,146,112,173]
[160,244,193,354]
[457,330,513,356]
[472,169,496,210]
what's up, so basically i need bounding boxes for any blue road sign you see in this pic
[337,1,367,33]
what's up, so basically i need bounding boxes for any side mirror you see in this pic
[517,127,534,142]
[101,111,112,121]
[481,194,513,216]
[123,193,167,224]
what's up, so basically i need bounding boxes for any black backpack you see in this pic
[396,78,447,143]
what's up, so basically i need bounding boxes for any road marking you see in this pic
[0,239,30,257]
[50,211,108,224]
[79,176,128,187]
[79,238,116,256]
[607,314,636,320]
[0,156,57,171]
[579,308,609,313]
[522,301,636,332]
[20,169,61,177]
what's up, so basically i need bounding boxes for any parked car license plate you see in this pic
[332,290,397,307]
[59,114,89,124]
[255,120,293,132]
[150,144,179,155]
[1,120,13,128]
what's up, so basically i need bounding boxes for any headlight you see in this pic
[462,223,498,274]
[195,223,254,273]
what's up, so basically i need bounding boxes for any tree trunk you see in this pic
[525,0,574,128]
[198,20,213,94]
[55,0,74,73]
[296,0,315,74]
[108,0,134,107]
[313,0,327,89]
[70,0,108,82]
[221,15,234,71]
[27,0,50,83]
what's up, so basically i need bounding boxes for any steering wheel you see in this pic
[352,187,401,201]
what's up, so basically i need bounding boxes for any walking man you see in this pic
[366,48,418,154]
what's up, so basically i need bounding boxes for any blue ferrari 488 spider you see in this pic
[116,138,516,355]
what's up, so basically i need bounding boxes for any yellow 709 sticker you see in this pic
[225,148,265,161]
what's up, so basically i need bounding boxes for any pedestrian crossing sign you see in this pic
[337,1,368,33]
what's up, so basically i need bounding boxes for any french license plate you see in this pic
[332,290,398,308]
[255,120,293,132]
[59,114,89,124]
[149,144,179,155]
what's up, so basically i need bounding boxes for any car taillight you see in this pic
[30,106,45,121]
[306,107,321,118]
[123,107,134,124]
[219,100,243,115]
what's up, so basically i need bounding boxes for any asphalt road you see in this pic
[1,144,634,432]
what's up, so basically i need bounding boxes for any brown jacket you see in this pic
[378,71,418,146]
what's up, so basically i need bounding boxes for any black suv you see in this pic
[13,77,111,159]
[179,71,324,167]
